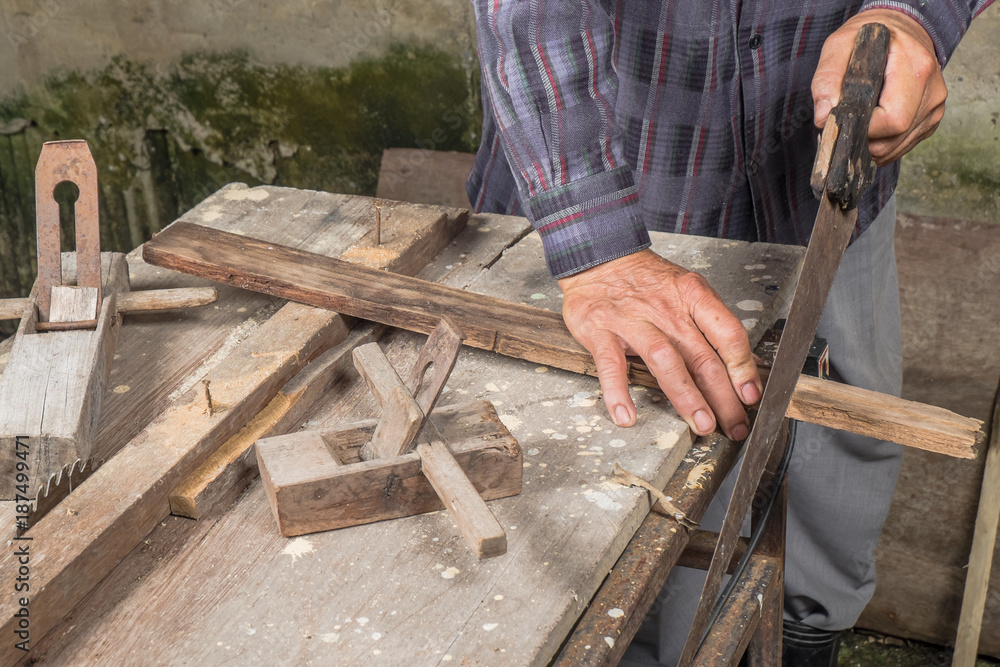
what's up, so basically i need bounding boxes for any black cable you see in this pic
[692,419,799,658]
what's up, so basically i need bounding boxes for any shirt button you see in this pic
[750,160,759,174]
[749,34,763,49]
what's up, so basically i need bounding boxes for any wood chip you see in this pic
[613,463,697,530]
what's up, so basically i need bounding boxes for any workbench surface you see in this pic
[0,186,802,665]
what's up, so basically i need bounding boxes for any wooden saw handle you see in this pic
[810,22,891,210]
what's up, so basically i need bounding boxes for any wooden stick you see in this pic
[142,223,984,459]
[0,287,218,320]
[953,387,1000,666]
[416,439,508,559]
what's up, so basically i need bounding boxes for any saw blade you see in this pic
[16,458,100,535]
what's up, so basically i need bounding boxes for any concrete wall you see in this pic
[0,0,476,98]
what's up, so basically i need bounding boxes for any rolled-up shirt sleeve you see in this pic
[859,0,995,67]
[472,0,650,279]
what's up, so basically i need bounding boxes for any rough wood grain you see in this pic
[0,253,129,499]
[417,438,509,559]
[0,186,468,663]
[143,222,982,458]
[257,400,521,539]
[168,325,382,519]
[369,384,424,459]
[48,285,99,322]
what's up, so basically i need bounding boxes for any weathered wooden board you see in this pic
[376,148,477,210]
[0,185,469,664]
[257,400,521,544]
[143,223,982,457]
[0,252,129,499]
[30,221,799,665]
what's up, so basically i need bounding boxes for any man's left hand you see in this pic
[812,9,947,165]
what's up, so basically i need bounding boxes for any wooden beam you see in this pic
[416,438,508,559]
[953,388,1000,666]
[142,223,984,458]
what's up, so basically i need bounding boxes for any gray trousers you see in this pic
[623,196,904,665]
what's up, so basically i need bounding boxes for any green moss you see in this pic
[0,44,481,300]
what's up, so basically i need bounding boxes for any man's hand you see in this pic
[558,249,762,440]
[813,9,947,165]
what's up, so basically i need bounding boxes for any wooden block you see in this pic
[369,384,424,459]
[416,439,507,559]
[142,223,983,458]
[353,342,407,407]
[256,400,522,538]
[49,285,99,322]
[0,253,129,499]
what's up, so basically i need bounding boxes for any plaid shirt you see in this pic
[467,0,992,278]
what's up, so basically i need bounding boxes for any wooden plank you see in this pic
[406,317,464,417]
[416,438,509,559]
[953,388,1000,666]
[786,375,983,459]
[142,222,983,458]
[257,400,521,539]
[0,187,468,663]
[0,299,345,665]
[168,324,383,519]
[0,253,129,499]
[691,555,781,667]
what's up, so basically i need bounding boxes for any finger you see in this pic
[588,330,637,427]
[629,322,716,436]
[672,325,751,441]
[870,96,945,164]
[682,273,762,406]
[811,28,857,128]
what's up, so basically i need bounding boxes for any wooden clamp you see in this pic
[0,140,217,501]
[256,319,521,559]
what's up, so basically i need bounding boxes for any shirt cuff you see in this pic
[523,166,651,279]
[859,1,969,67]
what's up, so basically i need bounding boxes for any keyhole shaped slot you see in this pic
[410,361,435,399]
[53,180,81,258]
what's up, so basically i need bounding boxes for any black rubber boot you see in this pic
[780,620,842,667]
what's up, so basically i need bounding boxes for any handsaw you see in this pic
[16,459,101,536]
[677,23,891,665]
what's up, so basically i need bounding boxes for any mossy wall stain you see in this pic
[0,44,481,304]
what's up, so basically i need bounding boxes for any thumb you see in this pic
[812,28,858,128]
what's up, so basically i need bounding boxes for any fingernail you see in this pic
[615,405,632,427]
[741,381,761,404]
[731,423,749,441]
[693,410,714,434]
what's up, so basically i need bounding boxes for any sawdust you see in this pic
[341,244,400,268]
[686,462,715,489]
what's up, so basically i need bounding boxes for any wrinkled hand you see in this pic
[813,9,947,165]
[558,249,762,440]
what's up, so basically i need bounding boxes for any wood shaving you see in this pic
[612,463,698,529]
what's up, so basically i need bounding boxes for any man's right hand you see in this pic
[558,249,762,440]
